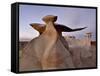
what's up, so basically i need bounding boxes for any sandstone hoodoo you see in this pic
[20,15,88,71]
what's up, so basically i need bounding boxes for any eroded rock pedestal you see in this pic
[20,15,75,71]
[19,15,95,71]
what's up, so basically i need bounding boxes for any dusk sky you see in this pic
[19,4,96,41]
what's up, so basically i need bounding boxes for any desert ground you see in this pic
[19,39,96,69]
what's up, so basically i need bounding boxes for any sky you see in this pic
[19,4,96,41]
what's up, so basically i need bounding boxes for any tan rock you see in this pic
[19,15,58,71]
[19,15,87,71]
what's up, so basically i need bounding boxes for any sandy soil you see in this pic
[19,41,97,69]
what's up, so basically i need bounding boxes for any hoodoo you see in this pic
[19,15,58,71]
[30,23,86,51]
[20,15,87,71]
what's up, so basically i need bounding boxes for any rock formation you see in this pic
[64,32,93,68]
[30,23,87,35]
[30,23,86,52]
[19,15,87,71]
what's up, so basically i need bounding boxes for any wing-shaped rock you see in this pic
[30,23,87,34]
[20,15,84,71]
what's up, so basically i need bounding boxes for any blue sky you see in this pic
[19,4,96,41]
